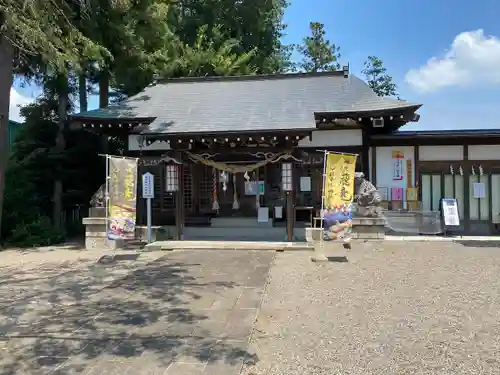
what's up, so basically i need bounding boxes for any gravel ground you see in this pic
[242,241,500,375]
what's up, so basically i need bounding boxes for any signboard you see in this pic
[300,176,311,192]
[245,181,265,195]
[392,150,404,181]
[142,172,155,199]
[406,159,413,187]
[473,182,486,199]
[391,187,403,201]
[107,156,138,240]
[441,198,460,227]
[257,207,269,223]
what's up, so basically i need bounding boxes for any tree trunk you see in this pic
[99,69,109,153]
[52,75,68,230]
[0,37,14,243]
[78,73,88,112]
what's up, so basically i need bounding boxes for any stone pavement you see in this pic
[0,249,275,375]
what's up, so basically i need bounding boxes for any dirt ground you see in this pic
[242,240,500,375]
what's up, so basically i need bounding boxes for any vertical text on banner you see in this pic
[392,150,404,181]
[323,153,357,211]
[108,157,138,240]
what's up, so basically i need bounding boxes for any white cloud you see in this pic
[405,29,500,92]
[9,88,34,122]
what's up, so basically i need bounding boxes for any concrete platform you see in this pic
[145,240,313,251]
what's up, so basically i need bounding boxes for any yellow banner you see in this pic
[323,153,357,210]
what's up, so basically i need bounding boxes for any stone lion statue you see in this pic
[354,172,381,217]
[90,184,106,207]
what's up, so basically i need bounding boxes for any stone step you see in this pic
[182,226,308,241]
[145,240,313,251]
[183,226,285,241]
[210,217,273,228]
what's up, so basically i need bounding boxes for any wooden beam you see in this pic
[461,148,469,232]
[175,151,184,240]
[371,146,377,186]
[414,145,419,198]
[362,130,370,178]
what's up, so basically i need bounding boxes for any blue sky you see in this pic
[11,0,500,131]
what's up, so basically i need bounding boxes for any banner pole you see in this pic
[316,149,358,157]
[319,150,328,250]
[105,154,110,245]
[98,153,139,160]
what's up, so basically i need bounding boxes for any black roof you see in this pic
[72,71,421,135]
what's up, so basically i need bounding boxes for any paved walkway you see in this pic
[0,250,275,375]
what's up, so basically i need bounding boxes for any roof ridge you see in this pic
[153,70,346,85]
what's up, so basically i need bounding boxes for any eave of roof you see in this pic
[70,71,422,135]
[374,129,500,138]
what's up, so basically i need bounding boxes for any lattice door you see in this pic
[183,163,193,211]
[199,165,214,211]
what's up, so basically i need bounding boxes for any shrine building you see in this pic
[71,67,500,239]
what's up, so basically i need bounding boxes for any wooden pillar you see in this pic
[264,164,269,207]
[362,130,370,179]
[371,146,377,186]
[175,151,185,240]
[286,191,294,241]
[463,145,470,233]
[414,146,419,198]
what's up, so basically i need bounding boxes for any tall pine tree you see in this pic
[298,22,341,72]
[362,56,399,97]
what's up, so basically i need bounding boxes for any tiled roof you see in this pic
[72,71,421,135]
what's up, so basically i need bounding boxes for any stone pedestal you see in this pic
[310,241,329,262]
[305,217,386,243]
[82,217,124,250]
[89,207,106,218]
[352,217,386,239]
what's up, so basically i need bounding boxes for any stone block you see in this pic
[82,217,107,226]
[352,223,386,240]
[135,226,172,242]
[305,228,322,243]
[84,231,107,238]
[352,217,386,226]
[85,237,107,250]
[89,207,105,217]
[85,236,124,250]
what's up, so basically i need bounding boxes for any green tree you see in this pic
[298,22,340,72]
[0,0,108,239]
[362,56,398,97]
[2,91,108,246]
[113,24,258,97]
[169,0,292,74]
[159,25,256,79]
[79,0,175,105]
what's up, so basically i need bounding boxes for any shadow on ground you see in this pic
[326,256,348,263]
[0,250,273,374]
[456,240,500,248]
